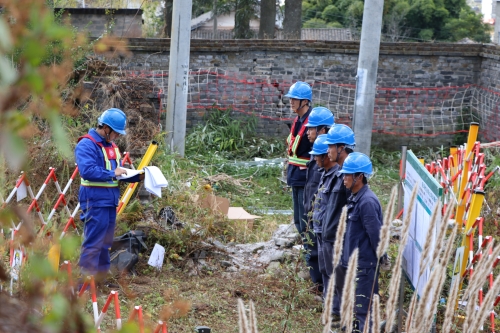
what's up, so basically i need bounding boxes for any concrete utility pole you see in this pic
[213,0,218,39]
[352,0,385,156]
[165,0,192,156]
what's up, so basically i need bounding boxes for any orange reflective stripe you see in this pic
[288,156,309,167]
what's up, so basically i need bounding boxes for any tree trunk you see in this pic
[234,0,254,39]
[258,0,276,39]
[283,0,302,39]
[163,0,173,37]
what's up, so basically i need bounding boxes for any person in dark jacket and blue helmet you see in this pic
[75,108,144,281]
[302,107,334,295]
[284,81,314,250]
[339,152,382,333]
[320,124,355,327]
[307,132,337,297]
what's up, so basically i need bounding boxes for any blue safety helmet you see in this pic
[98,108,127,135]
[325,124,355,148]
[339,152,373,175]
[305,107,335,128]
[309,134,329,155]
[285,81,312,101]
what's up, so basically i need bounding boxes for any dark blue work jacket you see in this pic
[311,164,339,232]
[322,167,350,242]
[341,185,383,268]
[75,129,140,210]
[303,158,323,217]
[286,108,313,187]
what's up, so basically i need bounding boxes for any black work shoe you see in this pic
[331,314,341,329]
[102,280,120,289]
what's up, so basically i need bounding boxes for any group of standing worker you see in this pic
[285,81,383,333]
[75,83,382,331]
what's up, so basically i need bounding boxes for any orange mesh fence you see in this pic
[122,69,500,140]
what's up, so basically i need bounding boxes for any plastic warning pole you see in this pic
[46,166,78,224]
[114,291,122,329]
[61,260,74,294]
[95,291,116,327]
[4,173,27,205]
[456,123,479,226]
[117,141,158,215]
[128,306,145,333]
[60,203,80,239]
[154,321,168,333]
[89,276,99,325]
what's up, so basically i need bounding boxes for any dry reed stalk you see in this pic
[377,186,398,259]
[405,292,418,332]
[461,242,499,332]
[399,183,419,249]
[333,206,348,267]
[249,301,258,333]
[411,265,442,333]
[468,271,500,333]
[421,233,456,333]
[321,206,347,325]
[340,248,359,333]
[383,185,418,333]
[371,295,380,333]
[462,242,499,302]
[363,313,371,333]
[384,258,402,333]
[441,278,460,333]
[418,201,441,278]
[238,298,249,333]
[321,274,335,326]
[432,201,455,267]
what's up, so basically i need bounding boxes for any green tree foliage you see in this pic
[301,0,492,42]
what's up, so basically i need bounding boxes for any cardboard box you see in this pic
[227,207,260,230]
[193,193,260,229]
[194,193,230,215]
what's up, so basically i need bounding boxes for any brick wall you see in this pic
[98,39,500,149]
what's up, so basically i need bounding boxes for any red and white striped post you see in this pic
[128,305,145,333]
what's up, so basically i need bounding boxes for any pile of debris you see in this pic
[81,73,160,157]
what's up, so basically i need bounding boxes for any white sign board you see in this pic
[402,150,443,297]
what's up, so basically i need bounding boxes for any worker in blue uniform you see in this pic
[75,108,143,281]
[285,81,314,246]
[320,124,355,327]
[307,132,338,298]
[339,152,382,333]
[303,107,334,294]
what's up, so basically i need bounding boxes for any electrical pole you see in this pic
[352,0,384,156]
[165,0,192,156]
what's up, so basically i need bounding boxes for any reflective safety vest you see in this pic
[78,134,121,187]
[286,116,309,167]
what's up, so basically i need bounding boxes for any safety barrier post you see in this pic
[456,123,479,226]
[461,190,485,278]
[60,203,80,239]
[154,321,168,333]
[117,141,158,215]
[128,305,145,333]
[95,290,120,328]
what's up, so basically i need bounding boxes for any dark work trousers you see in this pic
[332,264,347,317]
[79,206,117,275]
[306,230,323,292]
[292,186,307,237]
[292,186,309,262]
[317,233,335,300]
[333,265,379,333]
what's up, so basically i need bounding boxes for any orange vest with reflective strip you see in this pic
[286,116,309,167]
